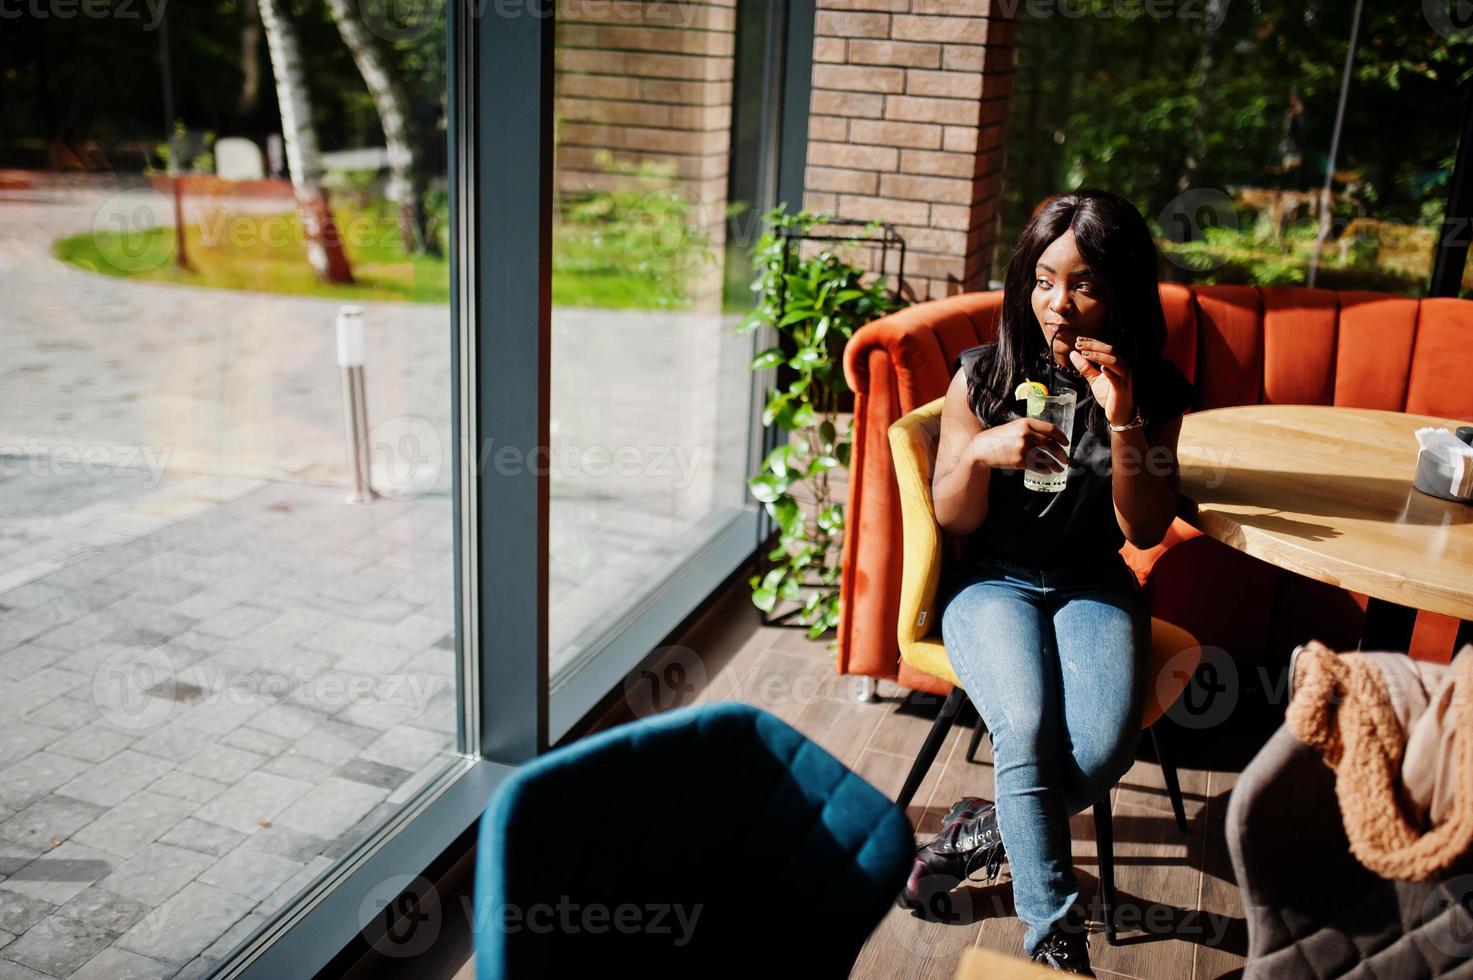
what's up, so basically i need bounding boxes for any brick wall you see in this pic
[554,0,737,307]
[802,0,1019,303]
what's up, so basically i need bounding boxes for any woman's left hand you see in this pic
[1069,338,1135,426]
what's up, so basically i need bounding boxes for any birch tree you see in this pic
[258,0,354,284]
[323,0,438,255]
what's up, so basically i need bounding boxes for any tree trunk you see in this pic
[323,0,438,256]
[258,0,354,284]
[238,0,262,116]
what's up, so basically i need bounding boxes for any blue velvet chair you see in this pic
[473,700,914,978]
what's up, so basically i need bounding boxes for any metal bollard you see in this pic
[337,306,374,504]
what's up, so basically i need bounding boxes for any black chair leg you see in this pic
[964,700,987,763]
[1093,790,1118,946]
[1149,725,1190,834]
[895,688,967,811]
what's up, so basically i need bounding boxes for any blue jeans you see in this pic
[939,554,1149,957]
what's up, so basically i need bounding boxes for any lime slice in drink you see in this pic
[1014,380,1048,400]
[1014,380,1047,418]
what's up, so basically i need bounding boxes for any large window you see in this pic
[543,0,775,736]
[0,1,805,975]
[997,1,1472,297]
[0,1,459,975]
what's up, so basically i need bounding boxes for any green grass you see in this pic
[55,205,449,304]
[55,200,702,310]
[550,227,701,309]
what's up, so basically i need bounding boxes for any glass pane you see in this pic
[549,2,756,682]
[0,1,459,973]
[997,0,1471,297]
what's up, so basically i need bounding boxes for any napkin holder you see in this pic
[1412,426,1473,503]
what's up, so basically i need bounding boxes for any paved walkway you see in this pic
[0,177,754,978]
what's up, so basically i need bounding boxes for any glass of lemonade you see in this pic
[1023,389,1076,493]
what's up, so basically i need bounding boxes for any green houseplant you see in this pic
[738,206,902,644]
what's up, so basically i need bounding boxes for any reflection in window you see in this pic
[549,1,756,681]
[0,0,457,974]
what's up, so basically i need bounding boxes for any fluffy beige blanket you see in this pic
[1286,639,1473,881]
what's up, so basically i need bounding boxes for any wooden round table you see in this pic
[1175,404,1473,651]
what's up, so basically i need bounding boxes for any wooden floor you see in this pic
[682,582,1278,980]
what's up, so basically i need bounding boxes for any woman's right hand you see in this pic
[967,418,1070,473]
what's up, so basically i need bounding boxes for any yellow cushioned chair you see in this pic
[887,396,1202,945]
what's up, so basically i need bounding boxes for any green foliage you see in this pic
[739,206,901,647]
[554,151,715,310]
[147,123,217,176]
[999,0,1473,296]
[323,168,384,203]
[1156,208,1434,293]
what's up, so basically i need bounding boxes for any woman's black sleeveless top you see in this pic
[942,342,1193,586]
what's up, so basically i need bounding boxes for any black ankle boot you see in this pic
[896,796,1008,911]
[1029,908,1094,975]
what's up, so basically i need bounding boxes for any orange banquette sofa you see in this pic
[838,284,1473,696]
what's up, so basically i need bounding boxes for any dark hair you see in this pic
[966,187,1184,440]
